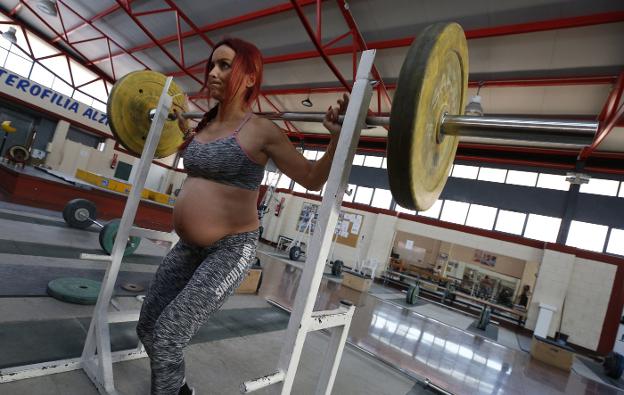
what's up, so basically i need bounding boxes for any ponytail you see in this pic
[177,104,219,151]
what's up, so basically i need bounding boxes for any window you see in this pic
[303,150,318,160]
[506,170,538,187]
[52,77,74,97]
[69,59,98,87]
[72,90,94,107]
[381,157,387,169]
[607,229,624,256]
[419,200,443,219]
[371,188,393,209]
[353,154,366,166]
[537,173,570,191]
[354,186,373,205]
[293,183,307,193]
[30,63,55,87]
[395,204,415,215]
[27,32,59,59]
[92,100,107,113]
[276,175,292,189]
[0,47,8,69]
[363,155,383,168]
[465,204,497,230]
[451,165,479,179]
[580,178,619,196]
[77,79,108,102]
[495,210,526,235]
[343,184,356,203]
[4,52,32,77]
[440,200,469,225]
[524,214,561,242]
[478,167,507,183]
[566,221,608,252]
[263,171,278,186]
[620,183,624,198]
[40,55,72,82]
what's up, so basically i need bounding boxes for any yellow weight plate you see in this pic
[387,23,468,211]
[1,120,16,133]
[107,70,188,158]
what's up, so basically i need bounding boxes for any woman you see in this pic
[136,37,347,395]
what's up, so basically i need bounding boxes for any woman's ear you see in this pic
[245,74,256,88]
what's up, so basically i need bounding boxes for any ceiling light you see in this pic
[1,27,17,44]
[36,0,58,17]
[301,92,313,108]
[465,81,484,116]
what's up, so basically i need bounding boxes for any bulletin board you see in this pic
[295,202,364,248]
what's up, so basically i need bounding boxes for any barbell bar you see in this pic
[174,111,597,147]
[107,22,599,212]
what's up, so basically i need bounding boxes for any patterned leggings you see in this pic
[136,230,259,395]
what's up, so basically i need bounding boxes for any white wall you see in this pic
[562,258,616,350]
[526,250,576,335]
[44,120,69,169]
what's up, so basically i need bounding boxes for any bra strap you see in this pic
[234,112,253,134]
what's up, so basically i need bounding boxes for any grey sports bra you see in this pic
[182,113,265,190]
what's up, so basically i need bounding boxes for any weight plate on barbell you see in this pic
[99,219,142,256]
[388,22,468,211]
[107,70,188,158]
[63,198,97,229]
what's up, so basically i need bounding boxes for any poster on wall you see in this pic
[474,249,497,266]
[296,202,318,233]
[295,202,364,247]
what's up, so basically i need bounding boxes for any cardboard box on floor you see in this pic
[236,269,262,294]
[530,336,575,371]
[342,271,372,292]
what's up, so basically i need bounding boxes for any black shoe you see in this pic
[179,382,195,395]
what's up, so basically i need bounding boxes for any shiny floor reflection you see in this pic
[257,251,618,395]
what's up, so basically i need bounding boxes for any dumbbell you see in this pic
[62,199,141,256]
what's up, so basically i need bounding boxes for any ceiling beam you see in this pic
[50,1,136,43]
[169,11,624,78]
[336,0,392,107]
[113,0,203,86]
[290,0,350,90]
[88,0,320,66]
[579,71,624,160]
[3,5,114,85]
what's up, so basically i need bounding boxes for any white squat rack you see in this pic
[241,49,376,394]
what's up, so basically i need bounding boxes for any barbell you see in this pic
[107,22,598,211]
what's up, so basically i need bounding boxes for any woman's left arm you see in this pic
[262,94,348,190]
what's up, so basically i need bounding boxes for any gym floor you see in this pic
[0,200,620,395]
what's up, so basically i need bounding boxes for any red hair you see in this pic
[179,38,263,151]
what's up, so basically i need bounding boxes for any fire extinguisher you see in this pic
[275,197,285,216]
[110,153,118,169]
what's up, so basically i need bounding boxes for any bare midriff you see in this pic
[173,177,259,246]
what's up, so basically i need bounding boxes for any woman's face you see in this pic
[208,45,235,101]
